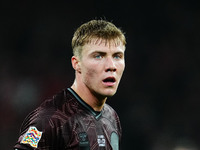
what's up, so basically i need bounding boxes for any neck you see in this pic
[71,80,107,111]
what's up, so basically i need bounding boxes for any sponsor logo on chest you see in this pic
[97,135,106,147]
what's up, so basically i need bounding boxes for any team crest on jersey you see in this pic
[21,126,43,148]
[97,135,106,147]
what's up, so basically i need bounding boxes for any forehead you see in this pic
[82,38,125,54]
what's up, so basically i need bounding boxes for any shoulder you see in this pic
[14,88,80,149]
[40,88,72,109]
[20,88,77,131]
[102,103,122,136]
[103,103,117,114]
[103,103,120,120]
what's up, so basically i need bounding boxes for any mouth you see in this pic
[102,77,116,86]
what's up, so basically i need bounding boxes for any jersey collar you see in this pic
[67,88,102,119]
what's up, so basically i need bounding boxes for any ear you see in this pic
[71,56,81,73]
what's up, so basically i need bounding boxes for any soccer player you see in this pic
[14,19,126,150]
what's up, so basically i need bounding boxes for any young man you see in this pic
[14,19,126,150]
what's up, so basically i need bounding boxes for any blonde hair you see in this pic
[72,19,126,58]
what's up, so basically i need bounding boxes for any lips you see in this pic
[102,77,116,86]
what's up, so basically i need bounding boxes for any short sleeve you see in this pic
[13,109,61,150]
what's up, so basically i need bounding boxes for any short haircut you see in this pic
[72,19,126,58]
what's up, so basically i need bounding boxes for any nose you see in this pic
[105,57,116,72]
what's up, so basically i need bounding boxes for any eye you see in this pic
[93,53,104,59]
[95,54,102,59]
[114,53,123,59]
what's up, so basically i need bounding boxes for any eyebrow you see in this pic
[90,51,124,56]
[91,51,106,55]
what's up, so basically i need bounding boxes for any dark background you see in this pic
[1,0,200,149]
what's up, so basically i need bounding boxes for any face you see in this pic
[77,39,125,98]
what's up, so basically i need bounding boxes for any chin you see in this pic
[93,88,117,99]
[102,90,117,97]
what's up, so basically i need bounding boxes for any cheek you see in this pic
[86,68,96,77]
[82,66,98,81]
[117,62,125,74]
[82,61,101,76]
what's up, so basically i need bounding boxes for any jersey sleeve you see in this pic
[13,108,64,150]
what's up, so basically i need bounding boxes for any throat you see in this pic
[90,97,106,112]
[71,83,107,111]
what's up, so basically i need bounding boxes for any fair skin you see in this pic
[71,38,125,111]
